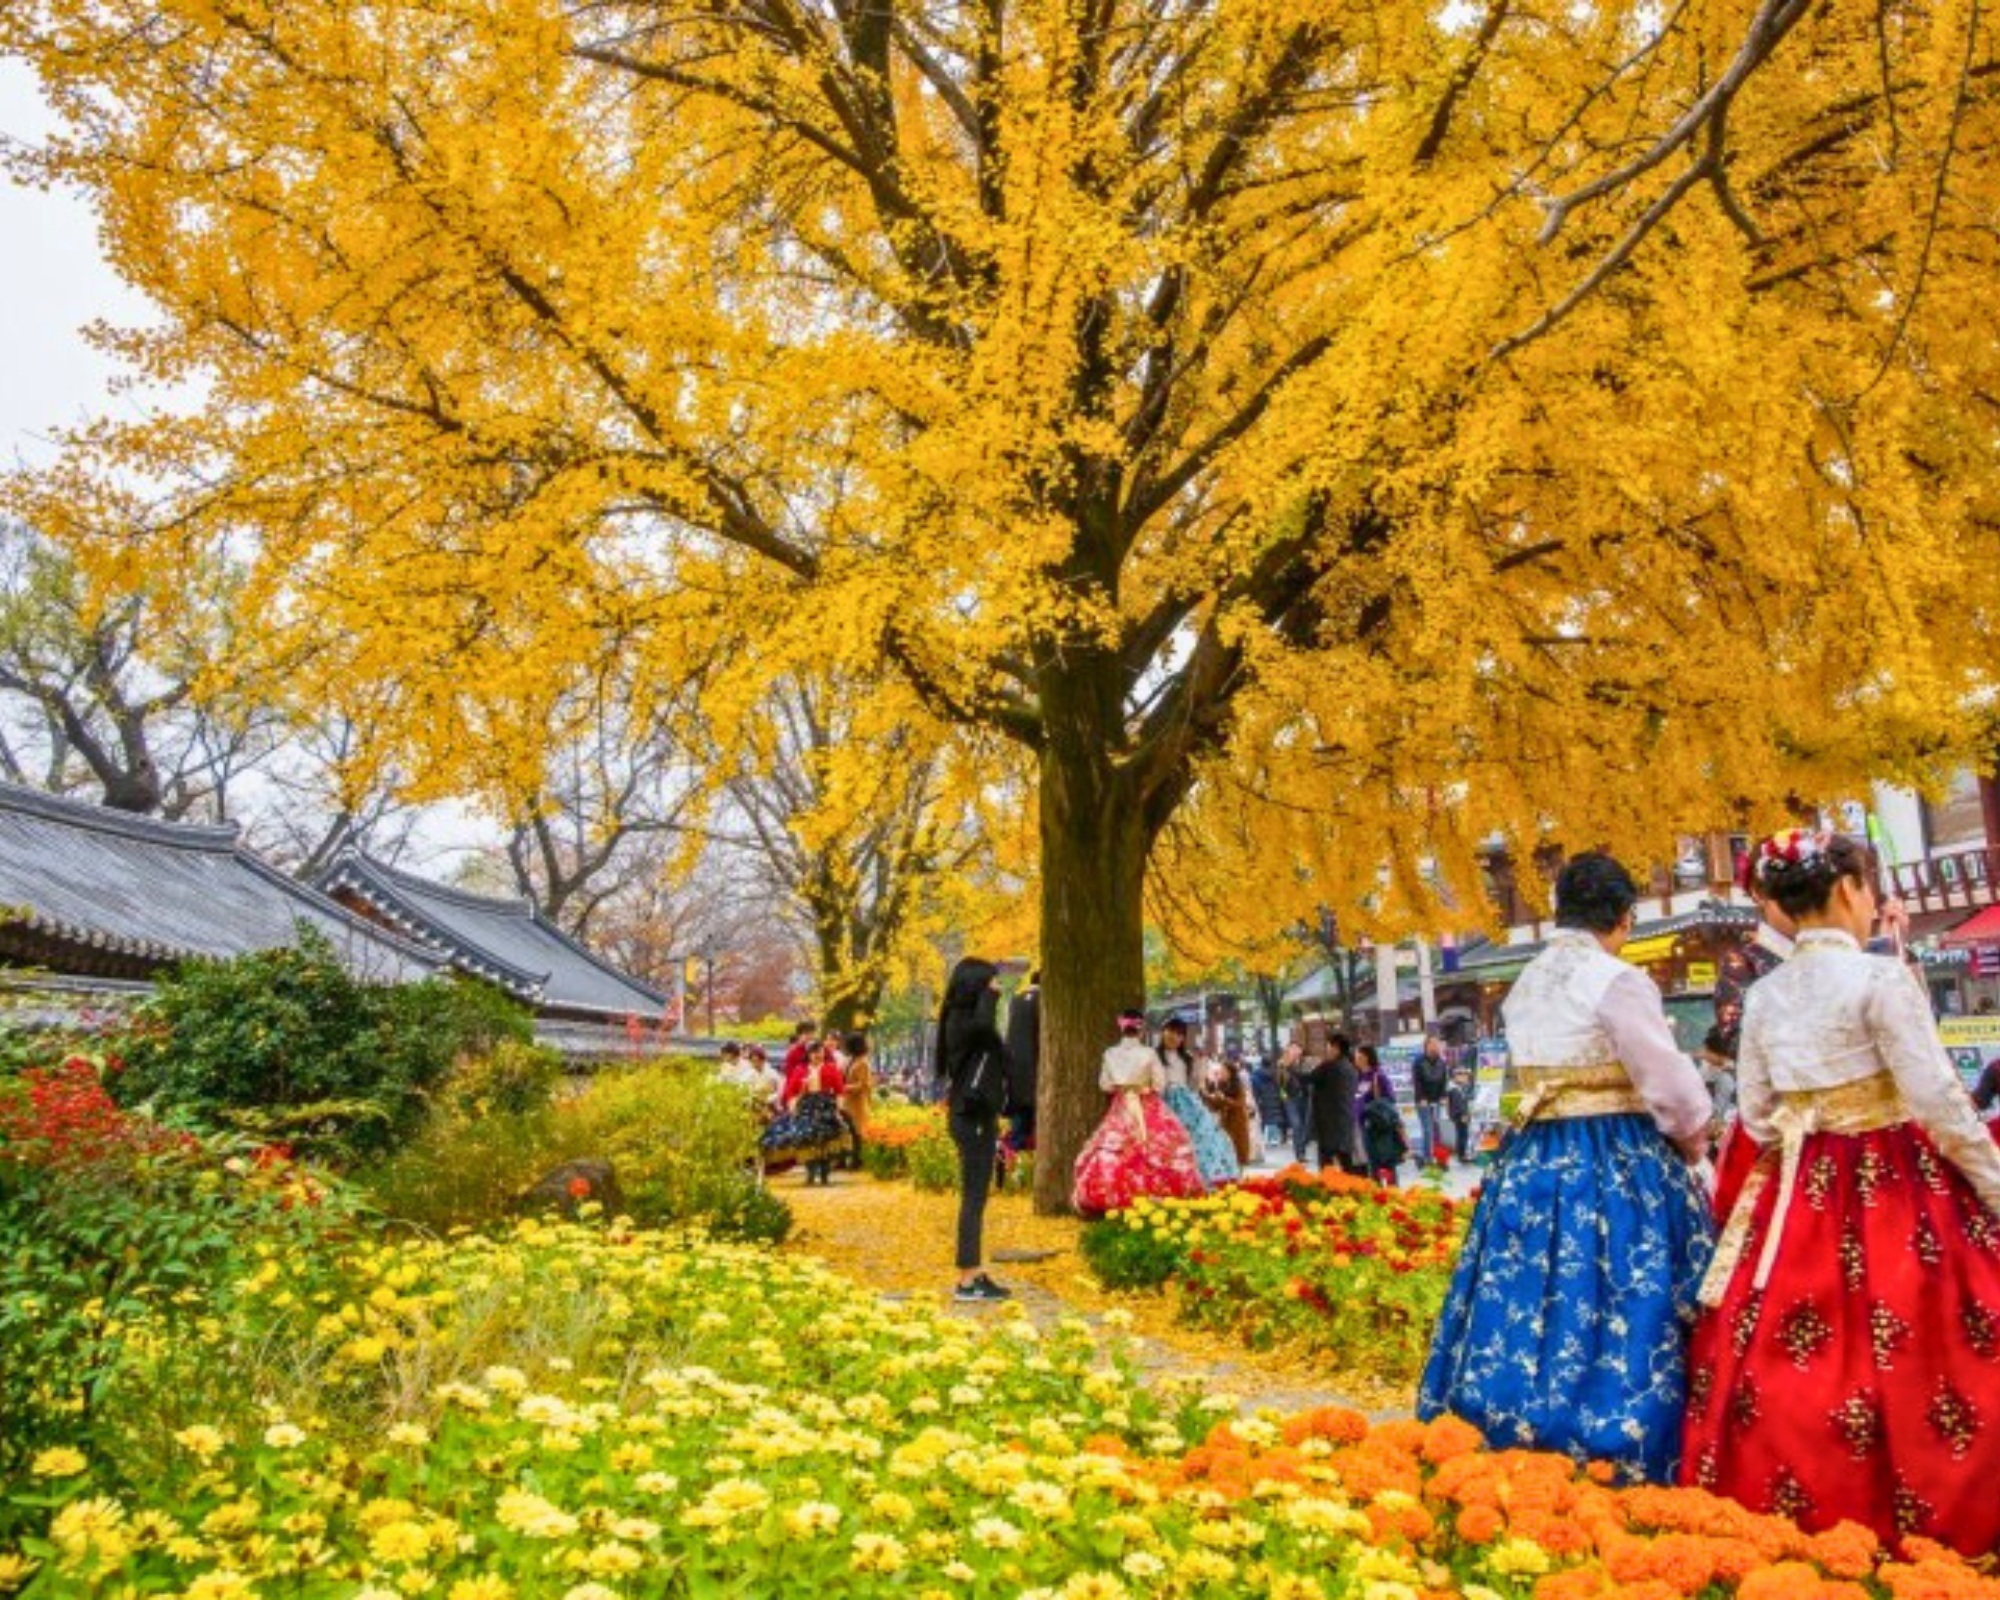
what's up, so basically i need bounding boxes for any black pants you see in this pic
[1451,1116,1471,1161]
[950,1106,998,1271]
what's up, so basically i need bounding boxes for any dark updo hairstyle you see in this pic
[1751,830,1874,919]
[1553,851,1641,933]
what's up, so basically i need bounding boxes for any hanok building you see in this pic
[317,850,671,1060]
[0,782,444,1001]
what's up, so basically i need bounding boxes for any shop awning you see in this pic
[1463,957,1534,984]
[1621,933,1681,965]
[1942,905,2000,947]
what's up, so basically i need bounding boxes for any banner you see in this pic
[1938,1017,2000,1094]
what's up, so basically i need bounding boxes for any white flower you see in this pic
[971,1517,1025,1550]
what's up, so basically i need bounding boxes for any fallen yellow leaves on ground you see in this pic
[780,1171,1416,1415]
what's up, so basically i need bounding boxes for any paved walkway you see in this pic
[779,1167,1423,1419]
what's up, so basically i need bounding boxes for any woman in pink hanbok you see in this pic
[1073,1009,1206,1215]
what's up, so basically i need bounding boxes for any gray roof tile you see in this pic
[318,852,667,1019]
[0,783,445,982]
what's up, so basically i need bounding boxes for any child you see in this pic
[1360,1092,1409,1184]
[1445,1066,1474,1163]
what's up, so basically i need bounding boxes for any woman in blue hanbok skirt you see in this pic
[1157,1018,1240,1188]
[1418,852,1715,1484]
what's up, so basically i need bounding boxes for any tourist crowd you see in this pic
[737,826,2000,1559]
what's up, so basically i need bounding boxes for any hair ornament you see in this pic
[1753,827,1832,885]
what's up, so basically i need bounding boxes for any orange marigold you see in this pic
[1456,1505,1506,1545]
[1610,1580,1682,1600]
[1280,1407,1371,1448]
[1374,1419,1429,1454]
[1428,1454,1505,1510]
[1879,1558,2000,1600]
[1535,1563,1616,1600]
[1738,1560,1834,1600]
[1512,1509,1594,1557]
[1803,1523,1880,1580]
[1707,1538,1774,1584]
[1328,1442,1425,1502]
[1420,1415,1485,1465]
[1366,1500,1438,1545]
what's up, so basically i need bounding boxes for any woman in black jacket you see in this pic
[935,957,1012,1303]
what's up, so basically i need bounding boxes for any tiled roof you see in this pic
[318,852,667,1020]
[0,783,445,982]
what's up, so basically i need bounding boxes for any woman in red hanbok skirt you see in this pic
[1684,831,2000,1557]
[1073,1009,1206,1216]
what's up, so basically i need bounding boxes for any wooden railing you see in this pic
[1886,847,2000,915]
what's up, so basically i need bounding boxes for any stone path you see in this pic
[778,1168,1418,1419]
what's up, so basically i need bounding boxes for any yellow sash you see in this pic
[1511,1064,1649,1127]
[1697,1073,1908,1308]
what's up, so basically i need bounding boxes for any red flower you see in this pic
[567,1175,593,1199]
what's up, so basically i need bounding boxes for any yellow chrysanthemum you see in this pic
[30,1447,87,1478]
[49,1497,131,1568]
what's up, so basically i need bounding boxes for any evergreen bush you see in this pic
[118,930,534,1159]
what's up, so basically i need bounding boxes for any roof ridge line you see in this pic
[0,779,241,850]
[336,848,537,916]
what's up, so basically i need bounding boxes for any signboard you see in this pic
[1686,961,1717,989]
[1380,1041,1419,1101]
[1472,1039,1509,1133]
[1939,1017,2000,1094]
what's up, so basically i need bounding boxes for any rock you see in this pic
[991,1247,1062,1264]
[515,1159,624,1219]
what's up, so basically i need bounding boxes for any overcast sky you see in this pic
[0,61,158,471]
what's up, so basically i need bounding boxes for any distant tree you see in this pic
[717,677,1007,1034]
[0,520,262,816]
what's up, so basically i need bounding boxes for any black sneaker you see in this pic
[953,1274,1012,1304]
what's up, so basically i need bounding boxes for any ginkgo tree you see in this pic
[714,673,1026,1034]
[5,0,2000,1208]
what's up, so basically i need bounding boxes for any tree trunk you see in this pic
[821,985,878,1039]
[1031,711,1149,1215]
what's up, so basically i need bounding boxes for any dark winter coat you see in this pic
[1003,984,1040,1112]
[1361,1094,1409,1173]
[1250,1061,1284,1124]
[1308,1052,1359,1168]
[936,959,1008,1116]
[1412,1049,1450,1105]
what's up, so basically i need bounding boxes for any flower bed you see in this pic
[858,1101,944,1179]
[1080,1167,1467,1384]
[6,1211,1998,1599]
[859,1102,1032,1192]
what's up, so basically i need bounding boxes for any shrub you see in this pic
[1078,1209,1183,1288]
[907,1123,961,1191]
[118,931,536,1159]
[361,1059,789,1241]
[861,1102,941,1180]
[439,1037,565,1117]
[896,1110,1033,1194]
[0,1051,355,1513]
[717,1015,800,1044]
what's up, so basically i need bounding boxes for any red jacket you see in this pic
[782,1056,845,1108]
